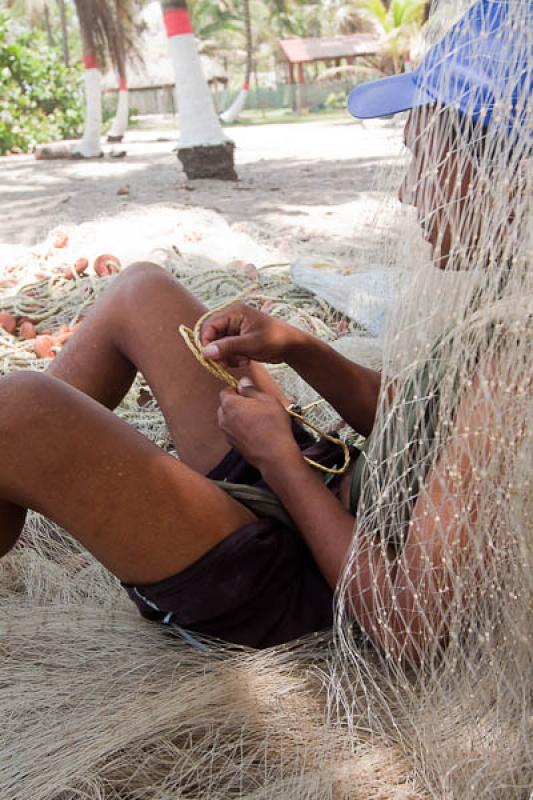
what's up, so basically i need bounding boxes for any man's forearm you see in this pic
[261,451,355,589]
[263,450,419,660]
[284,332,381,437]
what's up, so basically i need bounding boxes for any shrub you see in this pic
[0,11,84,155]
[322,90,348,111]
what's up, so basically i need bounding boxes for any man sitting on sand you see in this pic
[0,0,529,662]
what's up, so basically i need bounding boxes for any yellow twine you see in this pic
[179,305,351,476]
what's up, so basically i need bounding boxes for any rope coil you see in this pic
[179,305,351,476]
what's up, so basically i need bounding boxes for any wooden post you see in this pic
[296,62,305,112]
[57,0,70,66]
[288,62,296,111]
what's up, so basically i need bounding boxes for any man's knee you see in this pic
[111,262,181,303]
[116,261,173,291]
[113,261,190,313]
[0,373,47,553]
[0,369,48,404]
[0,372,58,442]
[121,261,164,282]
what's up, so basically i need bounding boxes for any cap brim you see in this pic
[348,72,432,119]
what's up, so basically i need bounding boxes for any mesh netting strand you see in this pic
[335,1,532,796]
[0,1,532,798]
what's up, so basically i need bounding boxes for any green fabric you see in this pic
[348,332,481,548]
[213,481,297,530]
[348,356,444,520]
[349,361,450,550]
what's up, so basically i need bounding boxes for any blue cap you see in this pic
[348,0,532,136]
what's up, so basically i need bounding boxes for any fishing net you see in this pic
[334,1,533,797]
[1,0,531,798]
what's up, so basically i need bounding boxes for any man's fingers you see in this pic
[237,377,263,398]
[200,305,246,346]
[219,381,261,407]
[201,335,252,364]
[219,387,237,404]
[200,319,225,348]
[201,342,221,359]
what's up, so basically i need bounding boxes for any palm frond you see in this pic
[390,0,425,27]
[6,0,47,26]
[74,0,145,75]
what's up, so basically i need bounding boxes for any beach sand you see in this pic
[0,117,403,277]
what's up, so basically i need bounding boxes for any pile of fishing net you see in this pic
[1,0,532,797]
[0,251,416,799]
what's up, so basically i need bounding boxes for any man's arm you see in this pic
[341,361,506,666]
[262,361,505,667]
[260,450,357,589]
[217,372,499,667]
[285,331,381,437]
[217,380,359,587]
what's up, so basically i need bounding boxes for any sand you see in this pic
[0,116,404,276]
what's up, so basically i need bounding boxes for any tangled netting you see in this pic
[0,257,392,798]
[1,1,532,798]
[334,1,533,797]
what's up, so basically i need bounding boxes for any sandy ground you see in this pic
[0,116,405,275]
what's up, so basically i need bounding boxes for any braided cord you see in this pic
[178,304,351,476]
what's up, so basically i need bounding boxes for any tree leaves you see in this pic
[0,11,84,154]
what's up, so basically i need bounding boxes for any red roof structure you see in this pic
[279,34,378,66]
[278,34,379,87]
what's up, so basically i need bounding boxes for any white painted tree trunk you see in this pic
[167,34,228,149]
[220,0,252,124]
[72,68,103,157]
[220,87,249,124]
[108,89,129,140]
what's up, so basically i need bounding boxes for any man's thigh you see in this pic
[0,372,256,585]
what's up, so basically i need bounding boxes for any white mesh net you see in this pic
[335,0,533,795]
[0,1,531,798]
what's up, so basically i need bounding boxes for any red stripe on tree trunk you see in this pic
[242,81,250,91]
[83,53,99,69]
[163,8,193,36]
[119,78,128,91]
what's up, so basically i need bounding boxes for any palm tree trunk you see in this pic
[219,0,252,124]
[43,1,54,47]
[107,75,129,142]
[161,0,236,179]
[57,0,69,66]
[107,3,129,143]
[73,53,103,157]
[72,2,103,158]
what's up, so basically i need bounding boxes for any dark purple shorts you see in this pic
[123,423,348,649]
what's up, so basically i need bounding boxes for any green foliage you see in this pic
[353,0,426,34]
[190,0,244,39]
[349,0,426,74]
[0,11,84,155]
[322,89,348,111]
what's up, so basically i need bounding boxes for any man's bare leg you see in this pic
[1,262,287,569]
[0,371,257,583]
[48,261,287,474]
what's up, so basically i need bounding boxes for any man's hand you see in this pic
[202,302,381,438]
[217,378,301,471]
[201,303,304,368]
